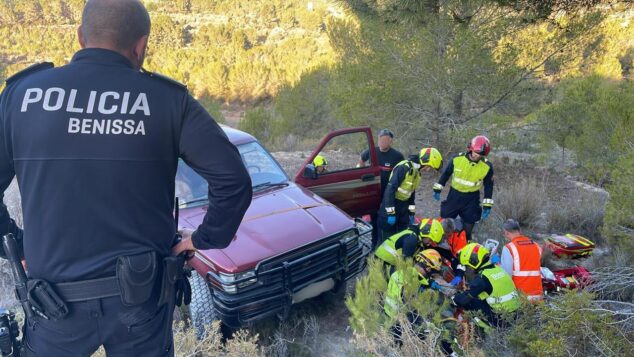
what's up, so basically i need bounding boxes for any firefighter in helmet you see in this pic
[433,136,494,241]
[379,148,443,243]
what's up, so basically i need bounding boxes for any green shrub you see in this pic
[240,107,274,143]
[483,291,634,357]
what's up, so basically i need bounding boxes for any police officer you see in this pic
[0,1,252,355]
[433,135,494,242]
[379,148,443,243]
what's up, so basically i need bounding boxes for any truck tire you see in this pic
[188,272,216,339]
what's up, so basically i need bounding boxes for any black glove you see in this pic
[175,269,192,307]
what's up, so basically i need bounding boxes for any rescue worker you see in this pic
[375,218,444,271]
[0,1,252,355]
[313,154,328,174]
[452,243,520,328]
[433,135,494,242]
[379,147,443,242]
[358,129,405,248]
[423,218,468,287]
[500,219,544,301]
[384,250,443,343]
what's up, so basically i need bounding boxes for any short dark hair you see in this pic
[503,219,521,232]
[378,129,394,138]
[81,0,151,50]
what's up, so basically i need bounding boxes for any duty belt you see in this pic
[53,276,120,303]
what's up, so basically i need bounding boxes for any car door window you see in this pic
[314,131,370,175]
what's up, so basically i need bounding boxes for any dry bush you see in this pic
[90,321,262,357]
[546,190,605,242]
[492,176,547,230]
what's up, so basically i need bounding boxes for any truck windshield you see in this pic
[176,141,288,206]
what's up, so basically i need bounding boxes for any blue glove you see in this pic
[449,276,462,286]
[430,281,441,290]
[490,254,500,264]
[409,215,415,225]
[387,215,396,226]
[433,191,441,202]
[481,207,491,220]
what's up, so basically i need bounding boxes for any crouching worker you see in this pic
[452,243,520,331]
[375,218,444,274]
[384,250,444,342]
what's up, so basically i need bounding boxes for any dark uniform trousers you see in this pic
[377,199,410,245]
[440,189,481,241]
[25,294,175,357]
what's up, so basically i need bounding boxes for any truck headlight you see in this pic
[217,270,257,294]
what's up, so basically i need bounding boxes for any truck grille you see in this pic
[210,222,371,326]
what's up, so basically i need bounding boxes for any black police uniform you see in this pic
[0,48,252,356]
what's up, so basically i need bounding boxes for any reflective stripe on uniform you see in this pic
[453,177,479,187]
[482,198,494,205]
[486,291,518,305]
[527,295,543,301]
[382,244,398,258]
[398,187,412,195]
[408,205,416,212]
[433,183,444,191]
[508,242,521,274]
[513,270,541,277]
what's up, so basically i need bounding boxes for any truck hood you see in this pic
[180,182,354,273]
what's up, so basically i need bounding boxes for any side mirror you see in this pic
[303,164,318,179]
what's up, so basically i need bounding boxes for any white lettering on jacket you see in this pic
[21,88,151,116]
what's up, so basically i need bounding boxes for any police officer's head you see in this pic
[79,0,151,70]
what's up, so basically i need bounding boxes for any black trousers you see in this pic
[378,199,410,244]
[24,295,175,357]
[440,189,482,241]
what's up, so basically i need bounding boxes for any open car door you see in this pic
[294,127,381,217]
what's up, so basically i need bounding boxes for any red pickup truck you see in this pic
[177,126,382,332]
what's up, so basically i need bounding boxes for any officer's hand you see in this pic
[409,215,415,225]
[481,207,491,220]
[433,191,441,202]
[172,229,196,257]
[430,281,441,290]
[387,215,396,226]
[449,276,462,286]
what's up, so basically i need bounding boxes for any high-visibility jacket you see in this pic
[506,236,543,300]
[450,155,491,193]
[478,265,520,313]
[390,160,421,201]
[384,268,430,319]
[375,229,415,266]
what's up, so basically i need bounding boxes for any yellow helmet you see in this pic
[419,147,443,170]
[419,218,444,244]
[459,243,490,270]
[415,249,442,271]
[313,154,328,168]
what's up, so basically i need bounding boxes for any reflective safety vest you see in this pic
[450,154,490,193]
[506,236,543,301]
[375,229,415,266]
[478,265,520,313]
[390,160,421,201]
[384,268,430,319]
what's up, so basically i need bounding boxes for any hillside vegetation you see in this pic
[1,1,634,355]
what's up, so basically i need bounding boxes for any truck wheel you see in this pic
[188,272,216,339]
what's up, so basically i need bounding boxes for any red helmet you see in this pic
[468,135,491,156]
